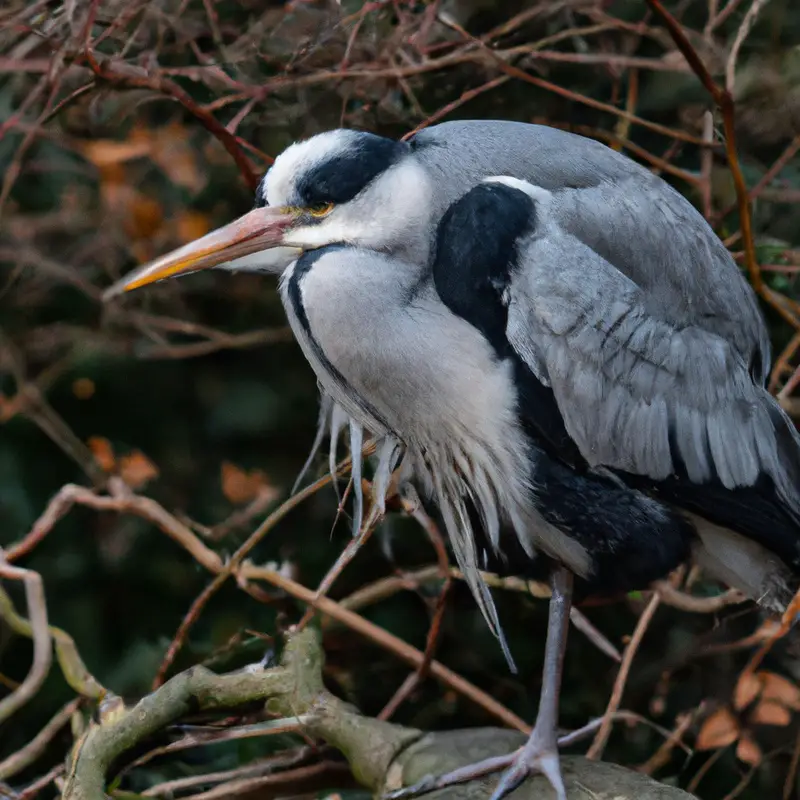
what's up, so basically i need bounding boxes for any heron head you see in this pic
[103,129,432,298]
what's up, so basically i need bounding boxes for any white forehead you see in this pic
[261,130,362,207]
[483,176,552,204]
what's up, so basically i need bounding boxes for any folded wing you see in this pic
[506,212,800,569]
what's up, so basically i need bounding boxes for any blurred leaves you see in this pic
[220,461,277,505]
[696,708,740,751]
[87,436,159,489]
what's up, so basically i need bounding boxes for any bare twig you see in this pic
[378,576,452,721]
[0,579,106,700]
[81,1,258,190]
[637,707,701,775]
[18,763,66,800]
[725,0,772,92]
[784,727,800,800]
[243,564,530,733]
[0,699,81,780]
[645,0,799,332]
[0,562,52,724]
[9,481,527,732]
[153,572,230,689]
[586,592,661,760]
[651,583,747,613]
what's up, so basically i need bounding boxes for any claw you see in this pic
[489,740,566,800]
[383,775,437,800]
[381,741,567,800]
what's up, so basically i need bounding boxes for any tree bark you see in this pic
[61,627,696,800]
[385,729,696,799]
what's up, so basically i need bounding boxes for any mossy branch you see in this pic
[60,627,695,800]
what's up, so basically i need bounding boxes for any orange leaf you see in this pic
[734,671,762,710]
[124,195,164,240]
[735,733,762,766]
[760,671,800,711]
[119,451,159,490]
[88,436,116,472]
[72,378,95,400]
[751,699,792,726]
[80,139,151,167]
[696,708,740,750]
[152,124,206,192]
[175,211,212,242]
[221,461,272,505]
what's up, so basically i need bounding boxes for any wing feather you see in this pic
[506,221,800,529]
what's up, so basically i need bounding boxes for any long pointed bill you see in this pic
[103,206,299,300]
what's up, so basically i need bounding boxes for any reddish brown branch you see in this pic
[81,1,258,191]
[586,592,661,760]
[11,479,526,733]
[644,0,798,333]
[152,572,229,689]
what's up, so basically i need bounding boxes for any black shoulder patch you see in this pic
[432,181,535,354]
[432,182,586,469]
[296,133,408,206]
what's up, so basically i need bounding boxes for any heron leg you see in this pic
[488,565,572,800]
[383,566,573,800]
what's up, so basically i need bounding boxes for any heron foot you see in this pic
[382,729,571,800]
[488,731,566,800]
[382,753,516,800]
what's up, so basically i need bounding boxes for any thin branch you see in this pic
[10,481,528,733]
[637,707,701,775]
[651,583,747,613]
[243,563,530,733]
[0,699,81,781]
[0,562,52,724]
[18,763,65,800]
[586,592,661,760]
[378,576,453,720]
[645,0,799,330]
[784,727,800,800]
[82,2,258,191]
[153,572,230,689]
[725,0,772,92]
[0,579,106,700]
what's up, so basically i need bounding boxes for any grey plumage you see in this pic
[110,118,800,800]
[109,118,800,620]
[505,181,800,511]
[281,247,589,653]
[413,122,769,372]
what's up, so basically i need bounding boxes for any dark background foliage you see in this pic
[1,1,799,798]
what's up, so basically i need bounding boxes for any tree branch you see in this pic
[61,626,696,800]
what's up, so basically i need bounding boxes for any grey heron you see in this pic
[105,120,800,800]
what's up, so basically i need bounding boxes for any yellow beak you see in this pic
[103,206,298,300]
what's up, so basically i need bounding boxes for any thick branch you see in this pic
[61,627,418,799]
[385,730,698,800]
[61,627,695,800]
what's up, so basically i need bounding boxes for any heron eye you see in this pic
[308,202,334,218]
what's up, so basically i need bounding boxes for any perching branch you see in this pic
[61,626,697,800]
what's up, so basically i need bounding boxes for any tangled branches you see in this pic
[2,1,800,798]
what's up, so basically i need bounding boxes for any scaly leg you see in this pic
[384,567,574,800]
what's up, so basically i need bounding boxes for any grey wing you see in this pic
[506,216,800,523]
